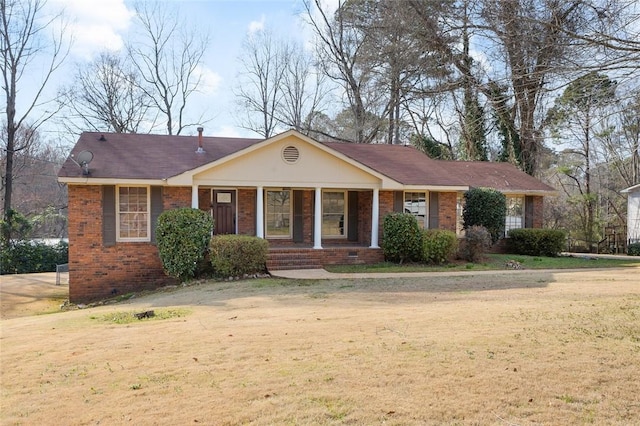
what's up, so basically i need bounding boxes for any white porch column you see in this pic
[256,186,264,238]
[191,185,199,208]
[313,187,322,249]
[370,188,380,248]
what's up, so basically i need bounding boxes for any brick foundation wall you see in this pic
[68,185,177,303]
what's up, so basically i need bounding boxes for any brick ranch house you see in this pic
[58,129,555,302]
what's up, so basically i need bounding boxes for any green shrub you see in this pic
[421,229,458,265]
[210,235,268,278]
[628,243,640,256]
[507,228,566,257]
[0,240,68,274]
[156,208,214,282]
[463,188,506,243]
[459,225,492,262]
[381,213,422,263]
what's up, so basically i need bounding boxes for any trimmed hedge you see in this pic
[507,228,566,257]
[382,213,422,263]
[210,235,268,278]
[421,229,458,265]
[463,188,506,243]
[0,240,68,274]
[628,243,640,256]
[156,208,214,282]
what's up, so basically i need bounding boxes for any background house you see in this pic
[622,184,640,245]
[58,130,556,302]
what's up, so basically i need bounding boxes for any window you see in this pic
[505,196,524,234]
[322,191,346,237]
[117,186,150,241]
[404,192,427,228]
[266,190,291,237]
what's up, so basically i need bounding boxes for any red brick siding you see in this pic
[358,190,372,246]
[237,188,256,235]
[67,185,175,303]
[530,196,544,228]
[437,192,458,231]
[163,187,191,210]
[198,188,211,212]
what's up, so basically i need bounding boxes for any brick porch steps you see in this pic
[266,248,323,271]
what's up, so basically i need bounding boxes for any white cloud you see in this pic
[51,0,135,59]
[248,15,266,34]
[196,65,222,95]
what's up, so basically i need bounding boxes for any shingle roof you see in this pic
[58,132,261,180]
[58,131,555,193]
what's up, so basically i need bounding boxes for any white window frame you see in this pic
[116,185,151,242]
[404,191,428,229]
[505,195,525,235]
[265,189,292,238]
[322,190,347,238]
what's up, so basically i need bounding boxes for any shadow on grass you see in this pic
[130,269,557,309]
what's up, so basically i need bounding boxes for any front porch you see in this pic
[266,245,384,271]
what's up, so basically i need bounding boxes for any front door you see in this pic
[212,189,236,235]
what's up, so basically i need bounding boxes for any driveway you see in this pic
[0,272,69,319]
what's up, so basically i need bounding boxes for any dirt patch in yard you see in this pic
[1,268,639,424]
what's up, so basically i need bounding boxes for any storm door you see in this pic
[212,189,236,235]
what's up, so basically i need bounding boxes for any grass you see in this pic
[325,253,640,273]
[2,268,640,424]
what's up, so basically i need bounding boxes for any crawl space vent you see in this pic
[282,145,300,163]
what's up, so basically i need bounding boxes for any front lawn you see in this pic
[325,253,640,273]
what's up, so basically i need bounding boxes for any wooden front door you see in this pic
[212,189,236,235]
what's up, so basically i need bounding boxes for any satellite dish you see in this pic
[72,150,94,176]
[75,150,93,165]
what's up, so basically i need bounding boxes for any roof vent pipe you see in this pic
[196,127,205,154]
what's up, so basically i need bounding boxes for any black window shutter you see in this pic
[429,192,439,229]
[150,186,163,243]
[347,191,358,241]
[103,185,116,247]
[293,190,304,243]
[394,191,404,213]
[525,196,534,228]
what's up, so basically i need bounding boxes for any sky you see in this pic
[27,0,336,145]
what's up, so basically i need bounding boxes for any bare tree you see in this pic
[235,30,287,138]
[235,28,328,139]
[58,52,151,134]
[304,0,382,143]
[1,0,68,242]
[277,41,327,136]
[479,0,596,175]
[547,72,617,251]
[127,1,209,135]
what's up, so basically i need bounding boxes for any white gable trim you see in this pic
[166,130,400,188]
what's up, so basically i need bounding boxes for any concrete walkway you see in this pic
[270,252,637,280]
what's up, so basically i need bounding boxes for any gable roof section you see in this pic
[324,142,555,194]
[439,161,556,194]
[58,132,261,182]
[621,183,640,194]
[166,130,395,187]
[58,130,555,195]
[324,142,466,187]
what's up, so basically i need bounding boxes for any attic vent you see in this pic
[282,145,300,164]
